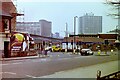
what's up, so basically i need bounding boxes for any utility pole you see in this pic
[73,16,78,54]
[65,23,68,52]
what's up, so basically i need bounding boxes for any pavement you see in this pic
[0,55,49,61]
[0,51,118,61]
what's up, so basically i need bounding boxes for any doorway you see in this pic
[4,41,10,58]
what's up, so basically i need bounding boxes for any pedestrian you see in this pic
[38,45,44,57]
[44,48,48,57]
[38,48,42,57]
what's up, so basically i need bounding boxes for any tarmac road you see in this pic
[1,51,119,78]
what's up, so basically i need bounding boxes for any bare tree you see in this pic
[105,0,120,30]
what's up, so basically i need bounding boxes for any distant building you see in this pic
[16,22,41,35]
[39,20,52,37]
[16,19,52,37]
[54,32,60,38]
[52,32,61,38]
[78,13,102,34]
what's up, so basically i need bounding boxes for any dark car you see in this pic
[80,49,94,56]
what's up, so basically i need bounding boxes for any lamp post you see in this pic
[65,22,68,52]
[73,16,78,54]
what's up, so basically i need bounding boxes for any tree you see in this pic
[105,0,120,30]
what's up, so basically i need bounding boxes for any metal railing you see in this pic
[97,70,120,80]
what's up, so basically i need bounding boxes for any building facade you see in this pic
[39,20,52,37]
[0,0,21,57]
[63,33,118,51]
[78,13,102,34]
[16,22,41,35]
[64,34,104,51]
[52,32,60,38]
[16,20,52,37]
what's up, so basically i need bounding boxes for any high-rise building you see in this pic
[16,19,52,37]
[78,13,102,34]
[16,22,41,35]
[39,20,52,37]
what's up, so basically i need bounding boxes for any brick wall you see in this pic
[0,1,17,32]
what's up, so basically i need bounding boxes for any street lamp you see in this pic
[73,16,78,54]
[65,22,68,52]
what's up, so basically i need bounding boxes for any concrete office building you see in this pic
[16,22,41,35]
[39,20,52,37]
[16,19,52,37]
[78,13,102,34]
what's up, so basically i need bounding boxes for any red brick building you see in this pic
[63,33,118,51]
[30,34,63,50]
[0,0,22,57]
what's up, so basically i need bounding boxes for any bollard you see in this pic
[97,70,101,80]
[111,49,113,54]
[65,49,67,53]
[73,49,76,54]
[98,50,101,55]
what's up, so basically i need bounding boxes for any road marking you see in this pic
[12,62,22,65]
[31,58,50,62]
[2,64,9,66]
[2,72,16,75]
[2,62,22,66]
[58,57,71,61]
[41,59,47,61]
[26,75,37,78]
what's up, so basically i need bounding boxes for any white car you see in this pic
[80,49,94,56]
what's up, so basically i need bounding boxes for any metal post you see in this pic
[66,23,68,52]
[73,16,78,54]
[97,70,101,80]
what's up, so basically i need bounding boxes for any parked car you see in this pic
[80,48,94,56]
[51,45,62,52]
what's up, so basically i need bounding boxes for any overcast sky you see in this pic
[14,0,118,37]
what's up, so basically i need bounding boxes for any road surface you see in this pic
[1,51,119,78]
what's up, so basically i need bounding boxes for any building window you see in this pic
[3,19,9,30]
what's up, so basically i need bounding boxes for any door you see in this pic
[4,41,10,58]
